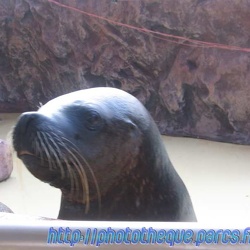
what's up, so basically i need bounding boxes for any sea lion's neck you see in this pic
[58,195,90,220]
[58,130,196,221]
[57,158,193,221]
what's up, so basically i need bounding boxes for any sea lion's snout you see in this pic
[13,112,46,156]
[12,111,68,186]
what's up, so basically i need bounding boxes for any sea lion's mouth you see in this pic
[17,150,35,158]
[17,150,60,184]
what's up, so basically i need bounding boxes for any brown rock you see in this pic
[0,0,250,144]
[0,140,13,182]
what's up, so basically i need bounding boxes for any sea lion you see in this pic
[12,87,196,221]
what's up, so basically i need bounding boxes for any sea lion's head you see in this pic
[12,88,149,212]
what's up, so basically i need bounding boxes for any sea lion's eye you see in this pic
[85,111,103,131]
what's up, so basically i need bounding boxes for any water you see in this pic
[1,113,250,222]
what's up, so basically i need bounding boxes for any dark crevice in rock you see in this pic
[111,79,122,89]
[84,72,107,87]
[181,83,197,127]
[186,60,198,71]
[144,91,160,113]
[210,104,235,134]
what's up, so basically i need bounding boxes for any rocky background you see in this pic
[1,0,250,144]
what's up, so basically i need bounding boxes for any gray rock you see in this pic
[0,202,13,213]
[0,140,13,182]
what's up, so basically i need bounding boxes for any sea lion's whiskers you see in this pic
[32,138,40,160]
[50,133,90,213]
[65,158,80,199]
[32,139,37,155]
[45,132,78,198]
[34,138,43,163]
[67,155,87,204]
[37,132,54,171]
[37,131,78,198]
[67,153,90,213]
[72,148,102,214]
[35,134,45,165]
[60,136,101,215]
[42,132,65,179]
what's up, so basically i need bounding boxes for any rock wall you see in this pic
[1,0,250,144]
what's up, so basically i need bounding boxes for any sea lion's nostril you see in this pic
[18,112,39,135]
